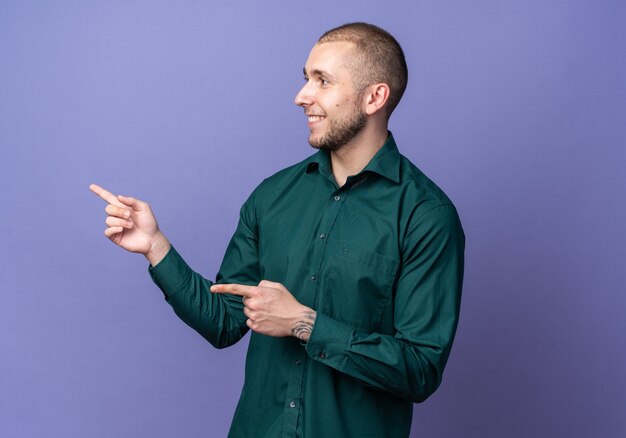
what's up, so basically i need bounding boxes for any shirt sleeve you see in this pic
[305,204,465,402]
[148,195,261,349]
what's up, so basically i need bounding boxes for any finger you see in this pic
[210,284,255,297]
[105,216,133,229]
[105,203,132,219]
[104,226,123,239]
[89,184,125,207]
[118,195,148,212]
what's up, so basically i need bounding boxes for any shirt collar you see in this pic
[306,132,401,184]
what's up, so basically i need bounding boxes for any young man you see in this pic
[91,23,464,437]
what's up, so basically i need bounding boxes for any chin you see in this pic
[309,140,343,152]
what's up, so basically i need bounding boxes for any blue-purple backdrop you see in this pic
[1,1,625,437]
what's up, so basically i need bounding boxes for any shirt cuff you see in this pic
[148,245,192,300]
[305,313,354,370]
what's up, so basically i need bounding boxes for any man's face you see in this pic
[295,42,366,151]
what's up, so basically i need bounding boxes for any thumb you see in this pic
[258,279,281,289]
[117,195,147,212]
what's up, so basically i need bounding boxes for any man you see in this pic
[91,22,464,437]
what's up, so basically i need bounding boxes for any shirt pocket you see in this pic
[319,241,399,331]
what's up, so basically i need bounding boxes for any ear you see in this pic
[362,83,390,116]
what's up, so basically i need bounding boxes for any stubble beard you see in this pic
[308,105,367,152]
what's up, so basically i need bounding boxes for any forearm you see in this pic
[149,246,249,348]
[304,312,451,402]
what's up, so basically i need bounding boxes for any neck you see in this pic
[330,123,388,187]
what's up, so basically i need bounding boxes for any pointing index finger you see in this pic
[89,183,125,207]
[210,284,255,297]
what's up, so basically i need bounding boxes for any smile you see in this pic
[307,115,325,123]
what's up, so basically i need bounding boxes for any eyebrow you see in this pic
[303,67,337,81]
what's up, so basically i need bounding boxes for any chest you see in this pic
[257,177,403,331]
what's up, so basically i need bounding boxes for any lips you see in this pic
[307,115,325,123]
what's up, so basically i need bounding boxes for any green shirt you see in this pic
[149,133,465,437]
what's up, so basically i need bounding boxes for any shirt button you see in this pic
[310,275,317,281]
[319,233,326,239]
[289,401,296,408]
[319,351,326,359]
[334,195,341,201]
[295,359,302,366]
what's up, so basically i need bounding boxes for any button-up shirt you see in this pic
[149,133,465,437]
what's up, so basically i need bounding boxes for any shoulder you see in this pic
[240,153,318,214]
[393,153,464,247]
[397,153,456,214]
[260,153,318,189]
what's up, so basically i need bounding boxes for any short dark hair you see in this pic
[318,22,408,118]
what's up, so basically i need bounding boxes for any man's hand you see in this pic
[210,281,316,342]
[89,184,170,266]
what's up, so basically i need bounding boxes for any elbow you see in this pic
[407,371,441,403]
[404,348,445,403]
[201,323,249,349]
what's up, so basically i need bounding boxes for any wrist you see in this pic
[145,231,171,266]
[291,307,316,342]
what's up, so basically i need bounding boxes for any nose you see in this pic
[294,81,314,107]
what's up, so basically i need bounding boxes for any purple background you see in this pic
[1,1,625,437]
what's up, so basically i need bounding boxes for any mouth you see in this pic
[307,115,326,127]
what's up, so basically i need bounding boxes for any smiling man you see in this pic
[91,23,464,437]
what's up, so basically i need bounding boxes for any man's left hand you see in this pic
[210,280,316,342]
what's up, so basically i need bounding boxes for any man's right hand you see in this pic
[89,184,171,266]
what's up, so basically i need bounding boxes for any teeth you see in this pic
[308,116,325,122]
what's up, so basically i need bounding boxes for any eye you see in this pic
[320,78,329,86]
